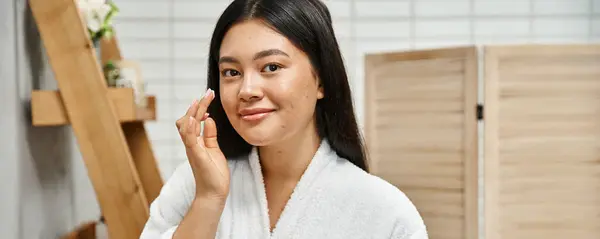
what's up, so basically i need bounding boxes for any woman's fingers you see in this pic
[186,99,199,118]
[183,116,200,148]
[176,99,199,129]
[195,89,214,121]
[195,116,202,137]
[178,90,215,147]
[203,117,219,149]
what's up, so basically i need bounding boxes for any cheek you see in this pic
[219,86,238,114]
[279,79,317,113]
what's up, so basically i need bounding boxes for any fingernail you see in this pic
[191,99,197,105]
[204,88,212,99]
[188,116,194,129]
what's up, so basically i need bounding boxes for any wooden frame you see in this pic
[364,46,479,239]
[28,0,164,238]
[484,44,600,239]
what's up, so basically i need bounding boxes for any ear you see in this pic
[316,80,324,99]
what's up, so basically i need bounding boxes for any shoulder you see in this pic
[326,157,414,208]
[324,157,427,236]
[141,158,248,237]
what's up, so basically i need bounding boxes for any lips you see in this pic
[238,108,275,121]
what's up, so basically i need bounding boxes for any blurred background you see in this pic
[114,0,599,179]
[1,0,599,238]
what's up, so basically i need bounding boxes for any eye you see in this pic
[222,69,240,77]
[262,64,281,73]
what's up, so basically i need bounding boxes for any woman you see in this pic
[140,0,427,238]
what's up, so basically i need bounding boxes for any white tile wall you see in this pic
[114,0,599,182]
[173,60,208,83]
[415,19,471,37]
[533,17,591,36]
[415,1,470,17]
[354,1,411,18]
[173,2,231,19]
[473,0,531,16]
[116,2,170,19]
[533,0,590,15]
[138,60,170,83]
[174,22,216,39]
[114,21,170,39]
[120,40,170,59]
[174,40,211,59]
[413,37,471,49]
[332,21,352,39]
[355,21,411,38]
[593,17,600,35]
[474,19,530,36]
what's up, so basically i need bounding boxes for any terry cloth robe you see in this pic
[140,140,428,239]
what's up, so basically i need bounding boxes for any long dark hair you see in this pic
[206,0,368,172]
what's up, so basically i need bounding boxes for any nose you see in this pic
[238,71,264,102]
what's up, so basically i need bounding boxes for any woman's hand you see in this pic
[176,89,230,201]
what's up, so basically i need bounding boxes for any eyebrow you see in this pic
[218,49,290,64]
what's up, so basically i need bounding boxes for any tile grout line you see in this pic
[529,0,535,42]
[409,0,416,49]
[589,0,594,42]
[469,0,475,45]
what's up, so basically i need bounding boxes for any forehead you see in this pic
[220,20,297,57]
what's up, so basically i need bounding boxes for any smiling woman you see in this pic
[217,20,325,148]
[139,0,428,238]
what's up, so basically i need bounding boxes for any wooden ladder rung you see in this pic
[31,88,156,126]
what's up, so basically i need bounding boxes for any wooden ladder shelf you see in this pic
[28,0,164,238]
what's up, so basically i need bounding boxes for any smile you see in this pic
[238,108,275,122]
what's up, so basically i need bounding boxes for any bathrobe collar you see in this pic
[247,139,336,238]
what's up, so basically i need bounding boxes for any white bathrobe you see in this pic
[140,140,428,239]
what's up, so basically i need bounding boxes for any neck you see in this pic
[257,124,322,181]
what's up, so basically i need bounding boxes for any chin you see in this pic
[238,131,276,146]
[234,123,284,147]
[229,111,292,146]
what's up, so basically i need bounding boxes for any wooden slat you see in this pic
[122,122,164,202]
[484,44,600,239]
[28,0,150,238]
[62,221,97,239]
[31,88,156,126]
[364,46,479,239]
[101,34,164,202]
[100,34,123,65]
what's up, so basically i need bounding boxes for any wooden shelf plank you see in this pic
[31,88,156,126]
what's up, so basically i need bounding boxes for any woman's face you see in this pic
[218,20,323,146]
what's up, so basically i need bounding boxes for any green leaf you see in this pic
[105,1,119,23]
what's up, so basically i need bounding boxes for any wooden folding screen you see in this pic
[484,45,600,239]
[364,47,479,239]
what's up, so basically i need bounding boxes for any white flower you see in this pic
[77,0,112,33]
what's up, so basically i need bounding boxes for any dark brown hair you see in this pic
[206,0,368,171]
